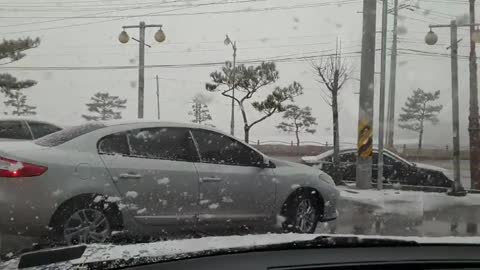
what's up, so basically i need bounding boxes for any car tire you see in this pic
[50,198,114,245]
[283,192,321,234]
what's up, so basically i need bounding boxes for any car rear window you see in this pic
[35,123,105,147]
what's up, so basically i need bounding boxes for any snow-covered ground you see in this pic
[339,186,480,217]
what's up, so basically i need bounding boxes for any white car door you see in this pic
[190,128,276,227]
[98,127,199,227]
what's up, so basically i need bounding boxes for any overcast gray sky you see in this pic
[0,0,475,148]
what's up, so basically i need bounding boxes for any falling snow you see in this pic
[125,191,138,199]
[209,203,219,209]
[157,177,170,185]
[52,189,63,196]
[106,196,121,203]
[291,184,301,190]
[221,196,233,203]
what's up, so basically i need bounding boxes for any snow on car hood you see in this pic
[301,150,333,164]
[414,162,454,181]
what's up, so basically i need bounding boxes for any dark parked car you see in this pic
[0,118,62,141]
[301,148,453,188]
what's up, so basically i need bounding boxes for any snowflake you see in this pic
[125,191,138,199]
[208,203,219,209]
[157,177,170,185]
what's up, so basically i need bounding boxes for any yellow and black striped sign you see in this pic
[358,120,373,158]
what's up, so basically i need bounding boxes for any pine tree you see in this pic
[398,88,443,150]
[206,61,303,143]
[4,90,36,116]
[0,74,37,115]
[82,92,127,121]
[0,38,40,64]
[276,105,317,147]
[189,97,212,125]
[0,37,40,115]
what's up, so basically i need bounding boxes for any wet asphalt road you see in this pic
[317,197,480,237]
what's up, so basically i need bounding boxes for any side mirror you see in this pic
[260,157,276,169]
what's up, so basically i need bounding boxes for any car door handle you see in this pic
[200,177,222,183]
[118,173,142,180]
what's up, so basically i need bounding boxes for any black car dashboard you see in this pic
[126,245,480,270]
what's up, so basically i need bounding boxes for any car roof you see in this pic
[317,147,412,165]
[99,120,226,135]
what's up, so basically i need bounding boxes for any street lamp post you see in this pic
[425,21,474,196]
[224,34,237,137]
[119,22,166,119]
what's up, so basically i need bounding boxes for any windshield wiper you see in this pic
[17,245,86,269]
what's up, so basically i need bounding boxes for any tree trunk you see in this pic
[238,102,250,143]
[244,125,250,144]
[418,128,424,150]
[418,104,426,151]
[295,131,300,148]
[332,90,341,184]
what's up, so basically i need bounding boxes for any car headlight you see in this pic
[319,172,335,186]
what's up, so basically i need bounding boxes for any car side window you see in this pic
[0,121,31,140]
[28,122,62,139]
[98,132,130,156]
[127,127,197,162]
[384,155,396,166]
[340,152,356,164]
[191,129,263,167]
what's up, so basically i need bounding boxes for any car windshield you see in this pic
[2,0,480,268]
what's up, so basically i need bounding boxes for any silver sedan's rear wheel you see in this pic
[63,208,111,245]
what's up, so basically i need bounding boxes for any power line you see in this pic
[0,0,193,28]
[0,50,364,71]
[0,0,361,19]
[0,0,263,12]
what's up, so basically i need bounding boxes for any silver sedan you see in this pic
[0,121,338,244]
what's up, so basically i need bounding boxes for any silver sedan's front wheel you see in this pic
[283,192,321,234]
[63,208,111,245]
[295,198,318,233]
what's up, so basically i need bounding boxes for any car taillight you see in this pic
[0,157,47,178]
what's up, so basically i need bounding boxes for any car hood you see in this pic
[301,155,321,164]
[271,158,321,174]
[414,162,454,181]
[6,234,480,269]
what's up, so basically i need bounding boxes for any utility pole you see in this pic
[386,0,398,149]
[224,35,237,136]
[118,22,165,119]
[468,0,480,190]
[449,20,464,195]
[231,44,237,136]
[138,22,146,119]
[356,0,376,189]
[156,75,160,120]
[377,0,388,190]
